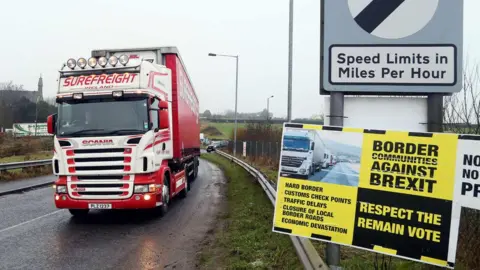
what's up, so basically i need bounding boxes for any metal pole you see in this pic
[326,92,343,269]
[267,98,270,121]
[233,56,239,156]
[287,0,294,122]
[427,94,443,132]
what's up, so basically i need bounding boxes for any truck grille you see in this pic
[66,147,134,199]
[67,175,133,199]
[281,156,304,168]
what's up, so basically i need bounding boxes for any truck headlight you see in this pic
[134,184,156,193]
[134,185,148,193]
[299,169,306,174]
[56,185,67,194]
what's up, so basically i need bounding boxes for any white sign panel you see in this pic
[13,123,50,137]
[329,45,456,85]
[242,142,247,157]
[453,138,480,211]
[59,73,140,92]
[324,96,428,132]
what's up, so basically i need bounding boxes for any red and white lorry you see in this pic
[47,47,201,217]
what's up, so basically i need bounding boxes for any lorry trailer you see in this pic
[48,47,200,217]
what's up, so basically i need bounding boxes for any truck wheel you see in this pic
[185,163,192,190]
[69,209,89,217]
[193,158,199,181]
[179,176,189,199]
[157,174,170,216]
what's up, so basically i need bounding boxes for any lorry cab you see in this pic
[281,130,319,179]
[323,150,332,168]
[49,47,200,217]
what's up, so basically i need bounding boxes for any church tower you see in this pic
[37,74,43,101]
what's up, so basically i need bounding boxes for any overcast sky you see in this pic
[0,0,478,119]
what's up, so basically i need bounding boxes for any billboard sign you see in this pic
[320,0,463,95]
[13,123,50,137]
[272,123,480,268]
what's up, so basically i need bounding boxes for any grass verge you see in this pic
[198,153,303,269]
[0,151,53,181]
[0,151,52,163]
[243,159,450,270]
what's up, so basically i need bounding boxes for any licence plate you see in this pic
[88,203,112,209]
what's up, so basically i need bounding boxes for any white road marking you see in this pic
[0,210,63,234]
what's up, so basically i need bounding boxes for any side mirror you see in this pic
[311,142,315,150]
[47,114,57,134]
[159,100,168,109]
[159,110,169,129]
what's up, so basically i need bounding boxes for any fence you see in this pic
[226,140,282,167]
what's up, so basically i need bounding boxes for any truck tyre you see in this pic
[179,164,190,198]
[179,177,189,198]
[193,157,199,180]
[157,173,170,216]
[69,209,89,217]
[186,163,192,190]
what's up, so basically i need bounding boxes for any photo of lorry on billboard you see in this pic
[279,128,361,187]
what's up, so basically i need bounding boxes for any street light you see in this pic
[267,95,274,121]
[208,52,239,156]
[287,0,293,121]
[34,96,40,136]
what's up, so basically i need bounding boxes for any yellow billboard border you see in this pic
[274,122,477,269]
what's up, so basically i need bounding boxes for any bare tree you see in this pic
[43,97,57,107]
[443,61,480,134]
[0,81,24,91]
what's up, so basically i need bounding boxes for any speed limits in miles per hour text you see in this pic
[328,45,456,86]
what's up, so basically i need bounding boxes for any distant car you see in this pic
[206,145,216,153]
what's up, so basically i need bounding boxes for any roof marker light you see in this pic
[119,54,129,66]
[98,57,107,67]
[109,55,118,67]
[67,58,76,69]
[77,58,87,69]
[73,93,83,99]
[88,57,97,68]
[113,91,124,97]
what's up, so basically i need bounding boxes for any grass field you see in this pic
[198,153,303,269]
[200,121,283,140]
[0,151,53,181]
[0,151,52,163]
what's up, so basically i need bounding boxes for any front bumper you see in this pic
[54,193,159,209]
[279,171,309,180]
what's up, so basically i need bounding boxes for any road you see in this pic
[310,162,360,186]
[0,160,226,270]
[0,174,55,194]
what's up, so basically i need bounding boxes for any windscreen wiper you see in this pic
[107,129,145,135]
[67,129,106,135]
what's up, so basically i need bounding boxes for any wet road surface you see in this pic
[0,174,56,193]
[310,162,360,186]
[0,159,226,270]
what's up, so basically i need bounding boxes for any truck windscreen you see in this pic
[56,97,149,137]
[283,137,310,152]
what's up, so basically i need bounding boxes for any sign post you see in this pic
[243,141,247,157]
[315,0,464,268]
